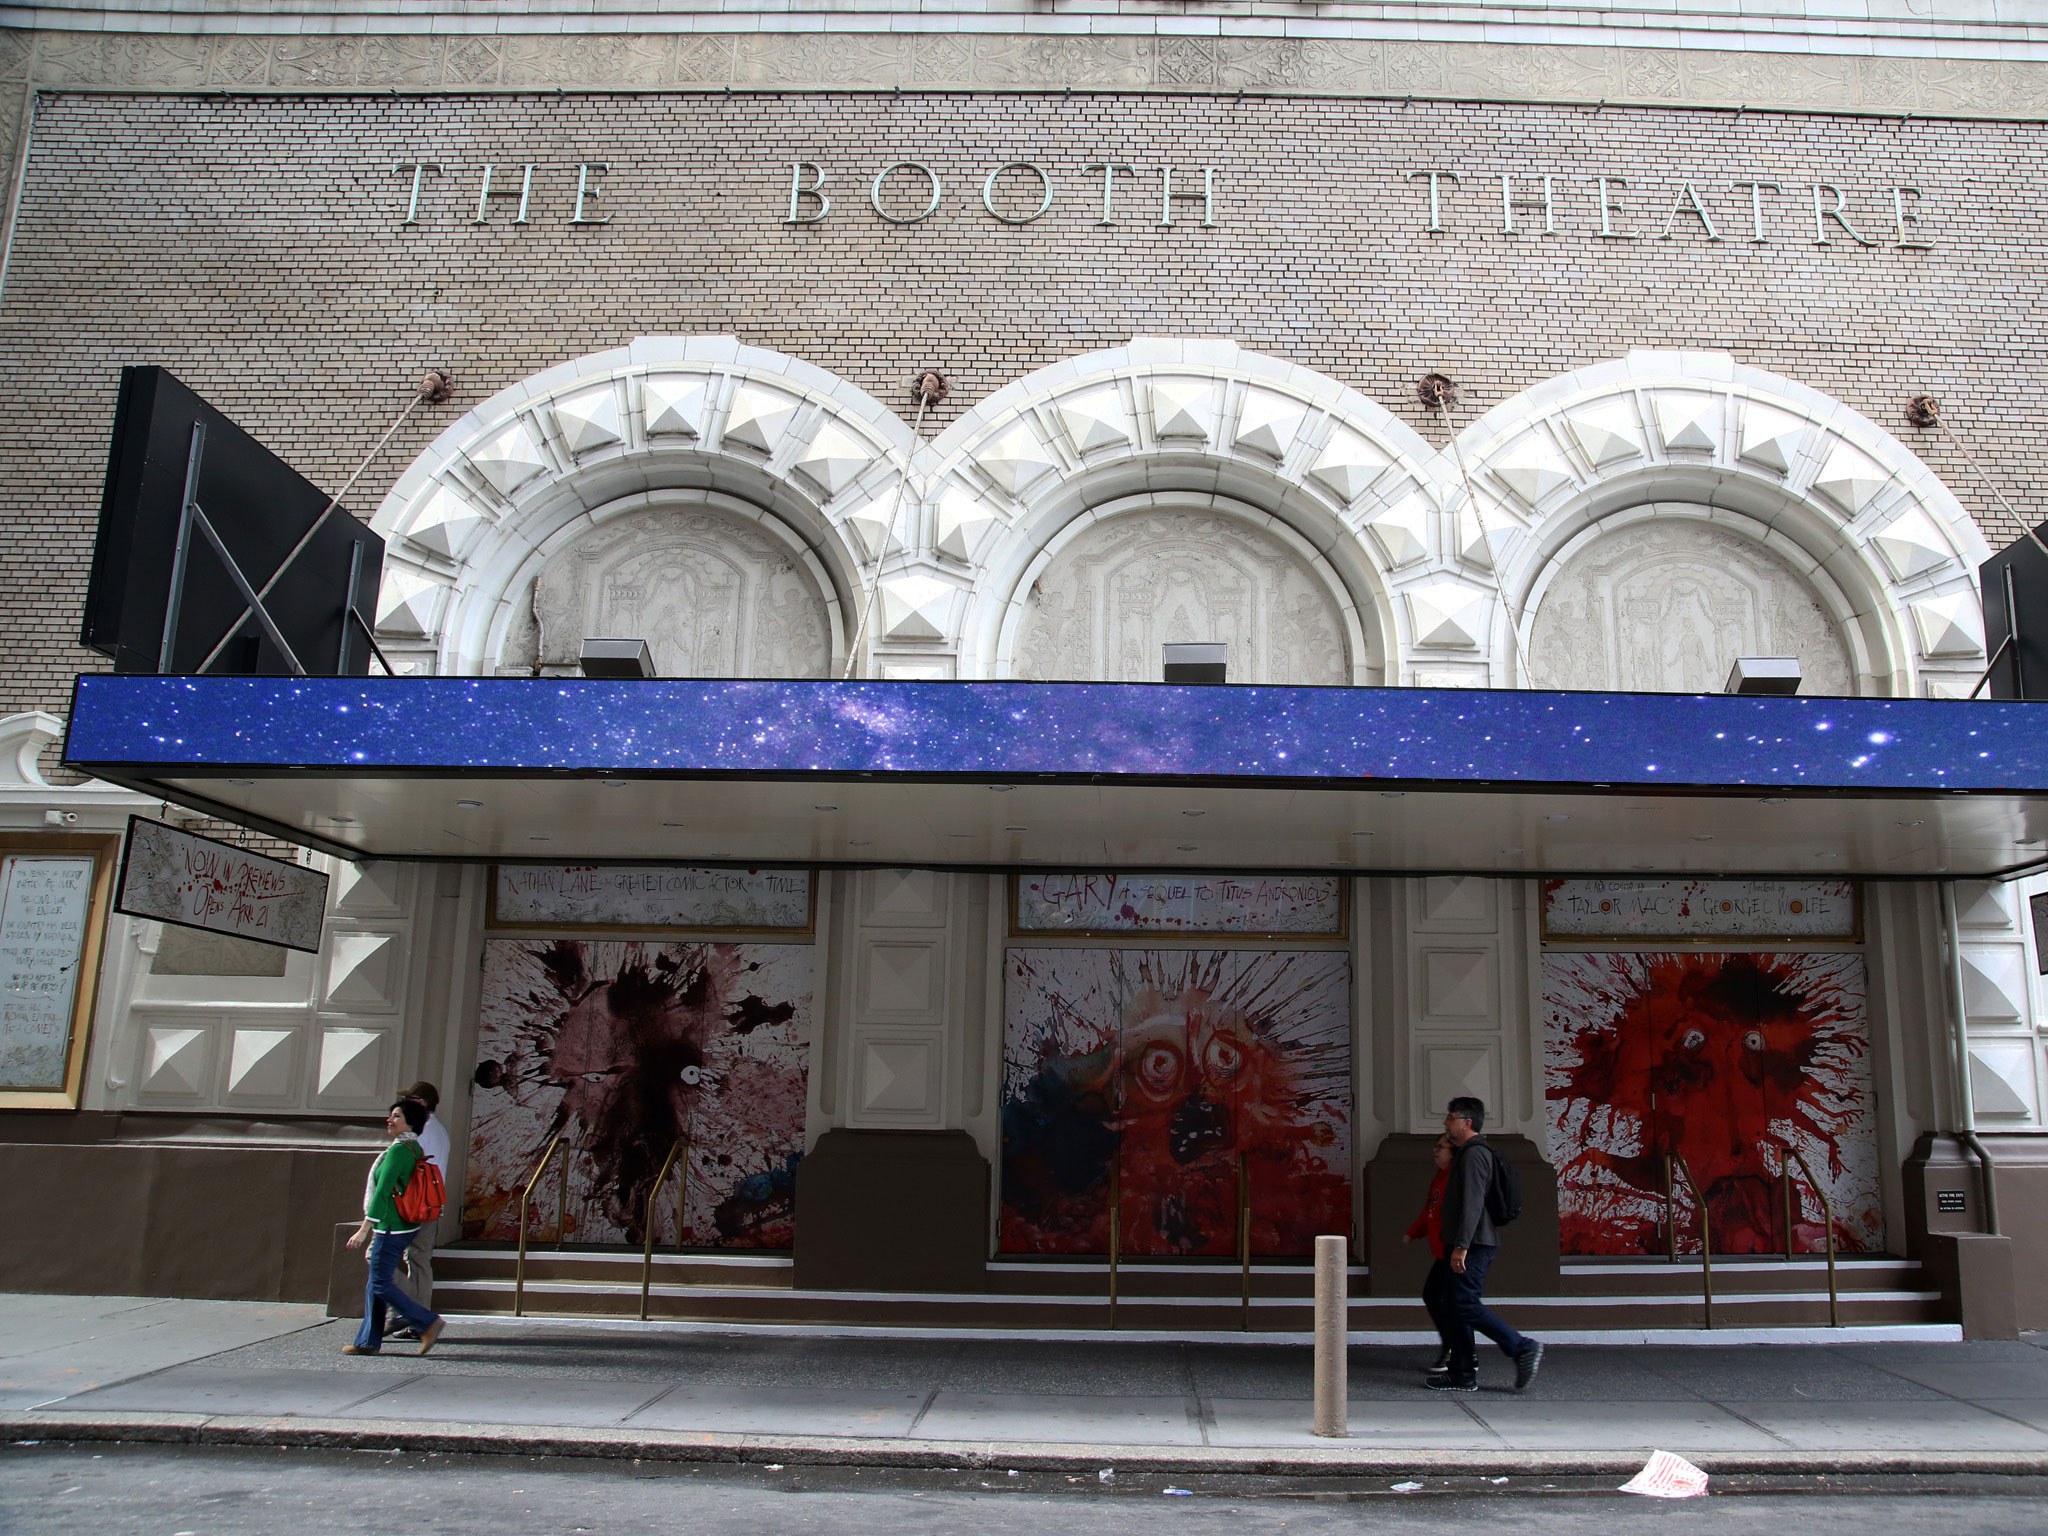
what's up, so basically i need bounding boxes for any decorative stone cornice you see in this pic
[7,29,2048,121]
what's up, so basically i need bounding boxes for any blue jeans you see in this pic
[353,1229,437,1350]
[1445,1243,1530,1379]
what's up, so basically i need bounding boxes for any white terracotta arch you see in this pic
[369,337,919,677]
[923,339,1452,684]
[1440,350,1990,696]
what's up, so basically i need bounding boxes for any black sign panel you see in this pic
[1937,1190,1968,1213]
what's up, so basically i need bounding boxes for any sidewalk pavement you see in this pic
[5,1294,2048,1477]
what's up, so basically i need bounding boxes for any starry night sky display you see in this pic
[60,675,2048,793]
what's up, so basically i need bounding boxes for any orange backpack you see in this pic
[394,1152,446,1226]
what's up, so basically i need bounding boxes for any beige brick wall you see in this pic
[0,88,2031,716]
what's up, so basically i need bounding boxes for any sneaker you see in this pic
[388,1327,419,1342]
[1424,1374,1478,1393]
[1425,1349,1452,1379]
[1514,1341,1545,1392]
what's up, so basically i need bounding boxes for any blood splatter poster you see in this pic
[1000,948,1351,1257]
[1543,951,1882,1256]
[464,939,811,1248]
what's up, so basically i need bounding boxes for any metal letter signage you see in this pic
[115,816,329,953]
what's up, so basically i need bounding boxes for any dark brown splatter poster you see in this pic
[464,939,812,1248]
[1543,951,1881,1257]
[1000,948,1351,1257]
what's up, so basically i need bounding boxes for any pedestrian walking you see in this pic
[390,1080,450,1340]
[1404,1132,1457,1378]
[1426,1095,1542,1393]
[343,1097,445,1357]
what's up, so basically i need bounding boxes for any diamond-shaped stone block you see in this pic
[974,424,1057,496]
[839,488,903,563]
[402,484,488,561]
[1564,398,1645,467]
[1307,427,1391,506]
[934,483,1002,564]
[1811,440,1890,517]
[330,860,406,917]
[317,1027,385,1101]
[1968,1045,2037,1119]
[1057,386,1132,454]
[722,385,798,456]
[1871,505,1954,582]
[550,384,623,457]
[325,931,400,1010]
[374,566,444,638]
[642,374,707,438]
[791,423,875,498]
[861,1038,934,1116]
[878,572,956,641]
[1910,591,1984,658]
[1652,391,1720,454]
[142,1025,210,1098]
[466,420,549,497]
[1960,946,2026,1022]
[1148,377,1216,442]
[1233,389,1307,461]
[1489,434,1574,508]
[1405,583,1488,650]
[226,1028,296,1098]
[1738,402,1808,474]
[1359,492,1430,568]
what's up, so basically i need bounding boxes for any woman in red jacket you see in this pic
[1404,1133,1456,1378]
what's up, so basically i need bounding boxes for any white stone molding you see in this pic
[933,339,1446,684]
[370,337,918,677]
[1463,350,1990,697]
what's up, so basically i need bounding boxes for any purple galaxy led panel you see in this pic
[60,674,2048,792]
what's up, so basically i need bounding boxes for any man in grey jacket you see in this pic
[1427,1096,1543,1393]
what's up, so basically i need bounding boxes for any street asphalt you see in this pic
[4,1294,2048,1478]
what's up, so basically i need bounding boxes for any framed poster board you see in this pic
[0,835,118,1110]
[488,864,815,934]
[1010,872,1348,939]
[1542,878,1861,943]
[114,816,328,953]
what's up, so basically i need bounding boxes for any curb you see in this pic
[8,1413,2048,1479]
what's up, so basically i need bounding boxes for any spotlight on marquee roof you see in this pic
[579,638,656,680]
[1725,656,1803,696]
[1163,642,1227,685]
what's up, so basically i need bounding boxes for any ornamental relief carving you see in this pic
[1527,517,1852,694]
[1014,510,1348,685]
[519,506,829,679]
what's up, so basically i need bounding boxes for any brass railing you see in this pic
[638,1139,690,1321]
[1664,1151,1713,1329]
[1237,1152,1253,1332]
[512,1129,568,1318]
[1107,1160,1121,1329]
[1781,1145,1841,1327]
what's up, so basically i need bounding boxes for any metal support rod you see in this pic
[1106,1159,1120,1330]
[512,1130,564,1318]
[1782,1146,1841,1327]
[1238,1152,1252,1332]
[186,503,308,676]
[1665,1154,1678,1262]
[1311,1234,1347,1438]
[639,1138,688,1322]
[556,1142,571,1250]
[345,606,399,677]
[158,422,206,673]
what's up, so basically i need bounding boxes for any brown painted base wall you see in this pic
[0,1114,379,1303]
[1363,1134,1561,1299]
[792,1128,990,1293]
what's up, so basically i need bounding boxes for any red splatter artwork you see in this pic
[1543,951,1883,1257]
[1000,949,1351,1257]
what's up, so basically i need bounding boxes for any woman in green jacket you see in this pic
[343,1098,445,1355]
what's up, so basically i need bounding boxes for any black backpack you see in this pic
[1482,1142,1523,1227]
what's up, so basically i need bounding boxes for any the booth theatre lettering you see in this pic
[386,157,1931,248]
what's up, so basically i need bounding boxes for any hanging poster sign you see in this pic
[1013,872,1346,937]
[0,854,96,1092]
[1542,878,1860,942]
[115,817,327,953]
[490,864,813,932]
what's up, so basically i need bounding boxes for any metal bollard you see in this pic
[1312,1233,1347,1438]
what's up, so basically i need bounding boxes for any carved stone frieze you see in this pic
[1015,510,1349,686]
[9,30,2048,118]
[1527,517,1852,695]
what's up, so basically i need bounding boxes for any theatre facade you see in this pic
[4,2,2048,1336]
